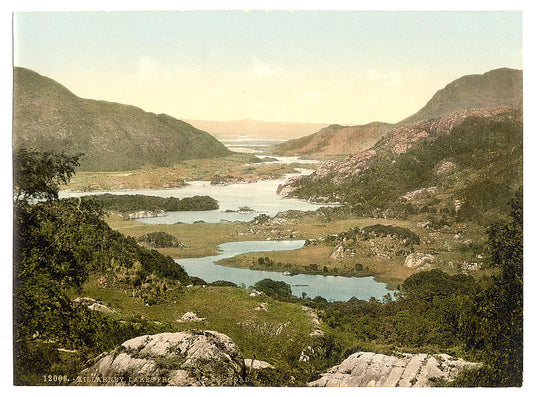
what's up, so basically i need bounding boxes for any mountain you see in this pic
[278,68,523,222]
[273,68,522,156]
[13,67,231,171]
[183,119,329,141]
[272,122,393,155]
[400,68,522,125]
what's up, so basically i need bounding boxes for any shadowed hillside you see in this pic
[13,67,232,171]
[399,68,522,125]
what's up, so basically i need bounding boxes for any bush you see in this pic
[254,279,292,298]
[210,280,238,288]
[138,231,184,248]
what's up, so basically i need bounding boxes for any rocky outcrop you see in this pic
[404,252,435,269]
[128,210,167,220]
[72,331,246,386]
[176,312,206,322]
[309,351,478,387]
[244,359,273,370]
[330,245,345,260]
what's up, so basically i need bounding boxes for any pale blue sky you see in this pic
[13,11,522,124]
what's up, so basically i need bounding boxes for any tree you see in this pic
[13,148,82,204]
[456,188,523,386]
[254,279,292,298]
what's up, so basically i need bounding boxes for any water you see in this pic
[61,160,391,301]
[177,240,391,302]
[60,169,327,224]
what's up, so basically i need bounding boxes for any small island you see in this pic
[79,193,219,219]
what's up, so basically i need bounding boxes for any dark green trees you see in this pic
[13,148,82,204]
[13,149,190,384]
[456,190,523,386]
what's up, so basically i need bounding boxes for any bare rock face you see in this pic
[73,331,246,386]
[309,351,478,387]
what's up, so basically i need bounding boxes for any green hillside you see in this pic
[13,67,232,171]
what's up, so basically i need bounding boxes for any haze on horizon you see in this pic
[13,10,522,125]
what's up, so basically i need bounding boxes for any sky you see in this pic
[13,10,522,125]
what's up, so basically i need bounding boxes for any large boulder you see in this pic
[72,331,246,386]
[404,252,435,269]
[309,351,478,387]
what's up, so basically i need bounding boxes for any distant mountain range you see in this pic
[275,68,522,156]
[13,67,231,171]
[183,119,329,141]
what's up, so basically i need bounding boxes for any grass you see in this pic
[106,212,486,289]
[63,154,307,192]
[76,276,315,366]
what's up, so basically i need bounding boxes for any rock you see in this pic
[244,359,273,370]
[299,346,315,362]
[73,297,96,304]
[128,210,167,220]
[308,351,478,387]
[404,252,435,269]
[254,302,269,311]
[72,331,246,386]
[435,160,456,175]
[176,312,205,322]
[330,245,345,260]
[402,187,437,201]
[87,303,115,314]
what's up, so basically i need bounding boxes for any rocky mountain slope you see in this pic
[273,122,393,156]
[73,331,246,386]
[273,68,521,157]
[400,68,522,125]
[278,68,522,220]
[309,351,478,387]
[279,106,522,220]
[13,67,231,171]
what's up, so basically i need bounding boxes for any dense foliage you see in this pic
[319,190,523,386]
[13,150,191,385]
[13,148,82,204]
[138,231,184,248]
[254,279,292,298]
[80,193,219,213]
[289,114,522,223]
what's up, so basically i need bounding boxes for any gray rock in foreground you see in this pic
[72,331,246,386]
[308,351,478,387]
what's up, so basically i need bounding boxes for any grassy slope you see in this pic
[13,67,231,171]
[76,275,315,367]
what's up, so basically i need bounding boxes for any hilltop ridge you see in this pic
[13,67,232,171]
[274,68,522,157]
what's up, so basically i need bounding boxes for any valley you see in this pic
[13,66,523,387]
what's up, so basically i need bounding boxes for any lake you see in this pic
[60,169,328,224]
[60,159,392,301]
[177,240,391,302]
